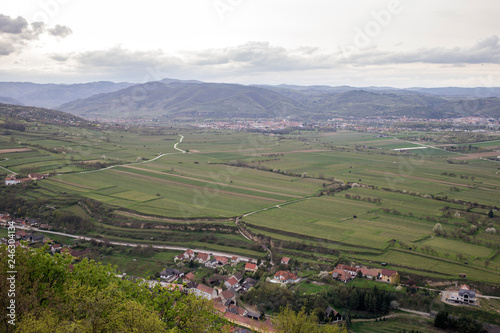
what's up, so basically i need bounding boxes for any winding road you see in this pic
[76,134,185,174]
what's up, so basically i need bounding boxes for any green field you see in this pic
[1,121,499,285]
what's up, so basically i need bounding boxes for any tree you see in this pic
[273,306,347,333]
[488,209,494,218]
[433,223,443,235]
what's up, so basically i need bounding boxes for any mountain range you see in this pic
[1,78,500,121]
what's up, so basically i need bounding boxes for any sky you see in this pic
[0,0,499,87]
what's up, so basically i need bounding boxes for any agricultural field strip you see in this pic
[122,165,303,198]
[111,169,286,202]
[49,178,97,190]
[369,170,475,187]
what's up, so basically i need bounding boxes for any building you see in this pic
[159,268,184,281]
[380,269,399,284]
[281,257,290,265]
[196,252,210,263]
[272,271,300,284]
[225,276,240,290]
[245,263,258,272]
[446,285,477,305]
[190,283,217,300]
[360,268,380,279]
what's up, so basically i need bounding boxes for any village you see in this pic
[0,214,485,332]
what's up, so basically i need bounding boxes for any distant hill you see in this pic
[0,103,89,125]
[0,96,24,105]
[0,81,136,108]
[57,80,500,120]
[58,81,302,120]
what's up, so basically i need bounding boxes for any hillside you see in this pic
[0,81,136,108]
[58,80,500,120]
[0,103,89,126]
[58,81,302,120]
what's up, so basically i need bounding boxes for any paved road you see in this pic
[14,225,255,261]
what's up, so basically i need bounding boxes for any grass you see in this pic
[350,315,441,333]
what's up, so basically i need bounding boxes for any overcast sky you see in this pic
[1,0,499,87]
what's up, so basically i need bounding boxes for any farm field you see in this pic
[1,119,499,285]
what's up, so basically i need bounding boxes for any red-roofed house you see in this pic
[196,252,210,263]
[231,256,240,263]
[360,268,380,279]
[381,269,399,284]
[224,276,240,289]
[245,262,257,272]
[183,272,195,283]
[332,268,356,283]
[214,256,228,266]
[213,302,227,314]
[191,283,217,300]
[273,271,300,284]
[184,249,195,260]
[281,257,290,265]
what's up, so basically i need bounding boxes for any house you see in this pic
[28,173,47,180]
[15,230,28,240]
[174,254,185,262]
[182,272,195,283]
[205,258,218,268]
[213,302,227,314]
[225,276,240,289]
[159,268,184,281]
[232,272,243,282]
[446,285,477,305]
[221,289,236,305]
[241,277,257,291]
[228,305,247,316]
[183,249,195,260]
[5,177,22,186]
[208,274,228,286]
[50,243,62,254]
[231,256,241,263]
[273,271,300,284]
[23,234,45,243]
[196,252,210,263]
[336,264,360,275]
[459,273,467,278]
[324,306,343,321]
[380,269,399,284]
[190,283,217,300]
[214,256,228,266]
[245,262,258,272]
[281,257,290,265]
[360,268,380,279]
[332,268,356,283]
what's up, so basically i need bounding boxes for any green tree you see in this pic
[273,306,347,333]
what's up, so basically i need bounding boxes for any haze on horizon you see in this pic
[1,0,499,88]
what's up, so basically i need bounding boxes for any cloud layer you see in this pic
[0,13,72,56]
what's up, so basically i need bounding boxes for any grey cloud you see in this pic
[0,14,27,34]
[0,14,72,56]
[48,25,72,38]
[73,46,183,69]
[0,40,15,55]
[342,35,500,66]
